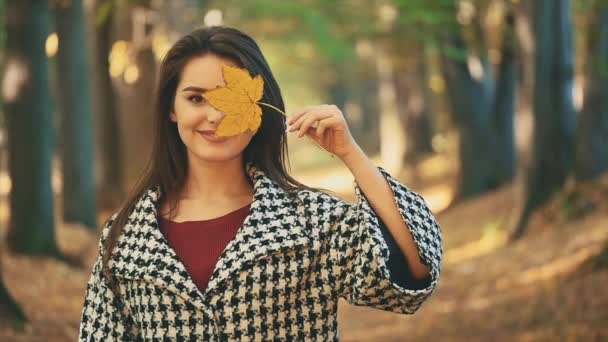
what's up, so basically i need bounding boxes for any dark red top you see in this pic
[158,202,252,292]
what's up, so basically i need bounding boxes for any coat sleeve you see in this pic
[326,166,443,314]
[78,213,138,341]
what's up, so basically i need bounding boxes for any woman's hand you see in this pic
[286,104,360,160]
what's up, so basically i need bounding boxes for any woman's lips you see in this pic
[198,131,228,142]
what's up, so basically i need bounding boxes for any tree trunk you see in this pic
[573,1,608,273]
[352,60,380,155]
[0,0,27,323]
[441,33,496,200]
[376,48,406,174]
[491,11,517,186]
[393,46,433,163]
[113,6,158,188]
[53,0,98,229]
[326,58,382,155]
[87,0,124,210]
[0,252,26,324]
[575,7,608,180]
[441,9,517,201]
[328,71,349,116]
[514,0,535,120]
[3,0,59,255]
[512,0,577,240]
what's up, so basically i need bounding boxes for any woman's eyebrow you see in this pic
[181,86,210,93]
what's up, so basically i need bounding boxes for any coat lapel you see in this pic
[108,162,311,309]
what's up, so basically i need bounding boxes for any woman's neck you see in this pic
[180,155,253,201]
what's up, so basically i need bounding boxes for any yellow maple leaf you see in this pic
[202,64,264,137]
[202,64,334,158]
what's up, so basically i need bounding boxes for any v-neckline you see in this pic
[159,201,253,225]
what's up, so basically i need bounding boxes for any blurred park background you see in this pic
[1,0,608,341]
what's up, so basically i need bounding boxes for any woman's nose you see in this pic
[205,106,224,124]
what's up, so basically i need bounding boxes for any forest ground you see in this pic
[1,152,607,341]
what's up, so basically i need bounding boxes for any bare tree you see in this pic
[4,0,60,255]
[575,5,608,180]
[511,0,577,240]
[53,0,98,229]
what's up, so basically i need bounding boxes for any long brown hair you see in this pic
[101,26,332,285]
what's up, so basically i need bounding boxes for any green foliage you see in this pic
[219,0,462,63]
[224,0,354,63]
[394,0,458,29]
[95,0,114,26]
[595,56,608,78]
[439,43,468,63]
[575,0,608,11]
[0,0,4,51]
[300,7,353,62]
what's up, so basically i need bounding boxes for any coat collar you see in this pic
[109,161,311,310]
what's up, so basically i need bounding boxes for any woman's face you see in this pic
[170,54,255,163]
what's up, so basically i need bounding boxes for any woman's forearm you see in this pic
[339,144,431,280]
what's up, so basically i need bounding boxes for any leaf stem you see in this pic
[257,101,335,158]
[257,102,287,116]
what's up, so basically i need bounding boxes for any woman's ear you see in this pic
[170,112,177,122]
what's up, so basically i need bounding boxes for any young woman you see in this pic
[79,26,443,341]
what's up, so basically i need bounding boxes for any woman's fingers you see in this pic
[287,105,316,125]
[298,111,332,137]
[315,116,337,137]
[287,109,312,130]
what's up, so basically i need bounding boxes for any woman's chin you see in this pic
[187,146,237,162]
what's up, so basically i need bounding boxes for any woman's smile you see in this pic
[197,130,229,143]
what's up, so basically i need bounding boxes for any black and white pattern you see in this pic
[79,161,443,341]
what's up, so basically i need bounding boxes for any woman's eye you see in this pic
[188,95,205,103]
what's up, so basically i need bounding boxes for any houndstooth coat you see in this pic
[79,162,443,341]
